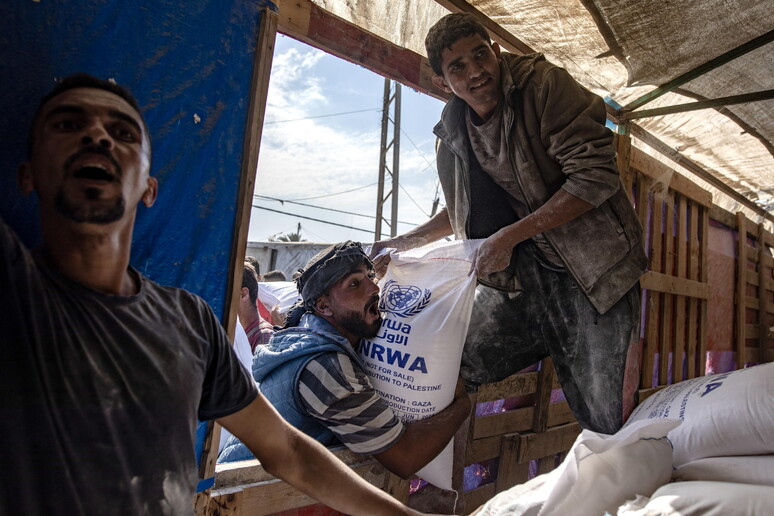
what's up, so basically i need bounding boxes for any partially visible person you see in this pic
[239,263,275,352]
[245,255,274,321]
[220,242,471,480]
[1,73,442,516]
[263,269,287,282]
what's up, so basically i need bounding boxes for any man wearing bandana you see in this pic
[220,242,471,480]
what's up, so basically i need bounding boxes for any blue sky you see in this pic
[247,34,446,244]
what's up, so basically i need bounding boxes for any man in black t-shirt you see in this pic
[1,73,430,516]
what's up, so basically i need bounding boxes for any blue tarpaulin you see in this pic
[0,0,267,319]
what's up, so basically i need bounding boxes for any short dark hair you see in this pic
[242,264,260,305]
[27,73,149,158]
[263,269,287,282]
[425,13,492,76]
[245,255,261,276]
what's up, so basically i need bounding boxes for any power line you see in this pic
[279,183,378,201]
[264,107,380,125]
[255,195,419,225]
[398,183,431,218]
[400,127,437,173]
[252,204,373,234]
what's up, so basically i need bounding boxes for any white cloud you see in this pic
[249,41,444,242]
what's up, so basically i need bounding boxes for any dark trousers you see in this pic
[461,242,640,434]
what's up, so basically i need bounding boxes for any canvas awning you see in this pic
[310,0,774,222]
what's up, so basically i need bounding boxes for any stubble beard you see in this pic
[337,308,381,340]
[55,188,126,225]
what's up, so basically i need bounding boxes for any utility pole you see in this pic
[374,78,401,241]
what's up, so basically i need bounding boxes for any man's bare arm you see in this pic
[474,190,593,276]
[218,394,428,516]
[374,378,471,478]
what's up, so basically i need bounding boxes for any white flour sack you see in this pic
[257,281,300,314]
[624,362,774,466]
[359,239,481,489]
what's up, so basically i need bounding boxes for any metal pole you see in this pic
[390,84,401,237]
[374,78,390,241]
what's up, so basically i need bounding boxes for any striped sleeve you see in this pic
[298,352,405,454]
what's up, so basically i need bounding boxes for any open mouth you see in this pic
[73,165,115,182]
[366,297,381,318]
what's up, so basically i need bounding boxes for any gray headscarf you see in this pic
[293,241,374,315]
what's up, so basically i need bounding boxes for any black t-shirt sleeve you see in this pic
[197,301,258,420]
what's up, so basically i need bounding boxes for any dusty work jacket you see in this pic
[434,53,647,314]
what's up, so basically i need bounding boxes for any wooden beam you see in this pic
[203,6,280,487]
[758,223,770,365]
[630,148,712,207]
[516,423,581,463]
[640,271,710,299]
[736,212,748,367]
[432,0,534,56]
[622,89,774,121]
[473,407,534,439]
[276,0,446,100]
[532,358,555,433]
[475,371,538,402]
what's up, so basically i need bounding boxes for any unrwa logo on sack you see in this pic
[379,280,431,318]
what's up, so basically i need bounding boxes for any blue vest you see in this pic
[218,314,362,463]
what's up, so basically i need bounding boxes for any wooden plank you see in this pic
[758,223,770,365]
[747,245,759,262]
[494,434,524,493]
[475,371,538,403]
[466,435,501,464]
[675,196,688,382]
[646,185,664,389]
[709,205,736,229]
[384,473,410,505]
[636,174,652,236]
[228,461,388,515]
[639,173,655,389]
[659,193,675,386]
[699,207,709,375]
[277,0,445,100]
[616,133,634,203]
[747,269,760,287]
[200,7,281,486]
[639,271,710,299]
[687,201,700,379]
[537,457,557,476]
[546,401,576,427]
[204,490,242,516]
[516,423,581,462]
[736,212,748,368]
[746,324,759,339]
[473,407,535,439]
[630,148,712,207]
[533,358,555,433]
[215,448,372,487]
[464,484,497,514]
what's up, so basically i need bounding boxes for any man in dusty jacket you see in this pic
[372,13,647,435]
